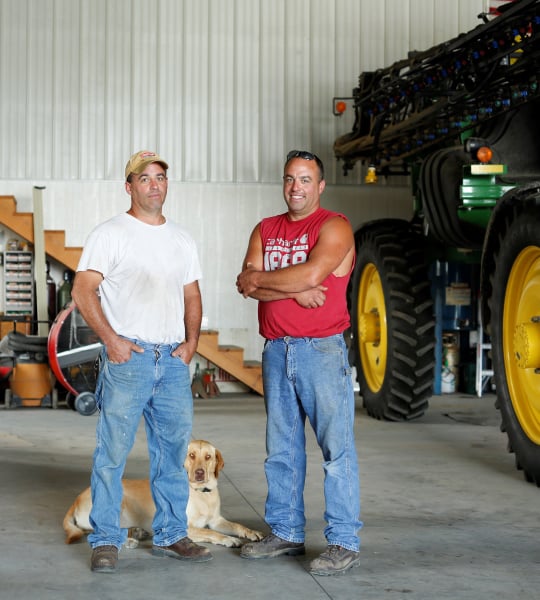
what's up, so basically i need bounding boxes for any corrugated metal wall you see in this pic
[0,0,486,361]
[0,0,484,183]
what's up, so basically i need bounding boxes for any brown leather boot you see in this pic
[151,537,213,562]
[240,533,305,559]
[91,545,118,573]
[309,545,360,576]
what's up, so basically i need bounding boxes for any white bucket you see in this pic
[441,367,456,393]
[442,333,459,393]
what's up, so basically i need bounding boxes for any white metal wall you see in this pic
[0,0,485,361]
[0,0,485,183]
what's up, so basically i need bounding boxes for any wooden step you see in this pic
[42,230,82,272]
[199,330,219,348]
[218,344,244,360]
[0,195,82,271]
[197,330,263,395]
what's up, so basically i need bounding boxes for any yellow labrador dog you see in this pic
[63,439,264,548]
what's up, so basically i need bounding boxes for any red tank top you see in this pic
[258,207,353,339]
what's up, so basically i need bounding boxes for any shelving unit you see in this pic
[475,302,494,397]
[3,251,34,318]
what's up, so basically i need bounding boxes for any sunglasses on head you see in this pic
[285,150,325,180]
[287,150,319,162]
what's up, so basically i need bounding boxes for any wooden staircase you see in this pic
[197,330,263,396]
[0,195,263,395]
[0,195,82,271]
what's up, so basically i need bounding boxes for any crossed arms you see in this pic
[235,216,354,309]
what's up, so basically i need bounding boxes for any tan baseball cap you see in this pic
[125,150,169,180]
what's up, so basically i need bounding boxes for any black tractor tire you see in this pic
[489,204,540,485]
[350,221,435,421]
[419,147,484,249]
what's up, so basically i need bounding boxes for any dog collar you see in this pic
[199,487,212,493]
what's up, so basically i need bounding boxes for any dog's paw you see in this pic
[242,528,265,541]
[219,535,244,547]
[124,537,140,549]
[128,527,151,541]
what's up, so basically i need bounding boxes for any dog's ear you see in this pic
[214,449,225,478]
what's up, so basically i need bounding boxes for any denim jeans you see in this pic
[88,340,193,549]
[262,334,362,551]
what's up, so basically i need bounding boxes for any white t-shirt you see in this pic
[77,212,202,344]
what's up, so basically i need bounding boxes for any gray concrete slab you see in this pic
[0,392,539,600]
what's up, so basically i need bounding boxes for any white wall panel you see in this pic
[156,0,185,181]
[385,0,411,65]
[52,0,81,180]
[183,0,210,181]
[102,0,131,179]
[208,0,234,182]
[0,0,486,184]
[78,0,106,179]
[0,1,28,179]
[410,0,436,51]
[358,0,387,72]
[434,0,459,42]
[333,0,362,185]
[130,1,161,161]
[283,0,312,154]
[310,0,337,176]
[26,1,54,179]
[259,0,286,182]
[235,0,260,182]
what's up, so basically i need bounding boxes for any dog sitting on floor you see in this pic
[63,439,264,548]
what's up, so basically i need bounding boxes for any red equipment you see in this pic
[47,302,102,415]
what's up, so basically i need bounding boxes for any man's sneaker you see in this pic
[309,545,360,576]
[152,537,213,562]
[240,533,305,559]
[91,545,118,573]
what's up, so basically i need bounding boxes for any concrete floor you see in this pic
[1,391,539,600]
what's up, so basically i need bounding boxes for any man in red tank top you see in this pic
[236,151,362,576]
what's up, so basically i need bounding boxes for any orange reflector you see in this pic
[335,101,347,114]
[477,146,493,163]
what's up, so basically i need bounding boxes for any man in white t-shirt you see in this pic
[72,150,210,573]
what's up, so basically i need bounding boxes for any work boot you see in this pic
[309,545,360,576]
[152,537,213,562]
[240,533,305,559]
[90,545,118,573]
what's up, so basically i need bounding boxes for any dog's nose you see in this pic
[195,468,205,481]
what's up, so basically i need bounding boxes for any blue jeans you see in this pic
[88,340,193,549]
[262,334,362,551]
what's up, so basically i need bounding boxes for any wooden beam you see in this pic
[32,187,48,335]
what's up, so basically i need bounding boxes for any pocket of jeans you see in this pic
[311,336,341,355]
[104,350,141,385]
[172,354,189,367]
[106,347,140,365]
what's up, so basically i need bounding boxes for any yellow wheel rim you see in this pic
[504,246,540,444]
[357,263,387,392]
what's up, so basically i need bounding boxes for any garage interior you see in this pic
[1,0,540,598]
